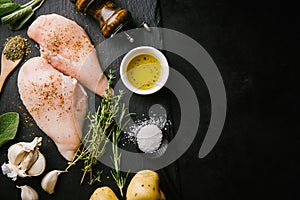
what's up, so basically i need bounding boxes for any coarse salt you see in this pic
[136,124,162,153]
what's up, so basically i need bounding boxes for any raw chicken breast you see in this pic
[18,57,88,161]
[27,14,109,96]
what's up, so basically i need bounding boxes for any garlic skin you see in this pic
[41,170,65,194]
[2,161,34,180]
[17,185,39,200]
[1,162,19,181]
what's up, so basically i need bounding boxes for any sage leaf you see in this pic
[0,112,19,148]
[0,0,12,4]
[0,3,19,17]
[8,9,33,30]
[1,5,32,24]
[1,0,45,30]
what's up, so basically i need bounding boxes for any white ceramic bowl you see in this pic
[120,46,169,95]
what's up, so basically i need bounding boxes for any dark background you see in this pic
[0,0,299,199]
[160,0,299,199]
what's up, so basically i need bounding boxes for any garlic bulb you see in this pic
[41,170,65,194]
[17,185,39,200]
[1,137,46,180]
[8,137,42,165]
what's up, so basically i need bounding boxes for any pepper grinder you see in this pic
[70,0,132,38]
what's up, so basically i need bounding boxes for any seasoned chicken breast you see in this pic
[28,14,110,96]
[18,57,88,161]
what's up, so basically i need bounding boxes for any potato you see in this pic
[90,186,118,200]
[126,170,166,200]
[160,190,166,200]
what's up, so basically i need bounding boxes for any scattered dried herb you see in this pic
[3,35,30,61]
[0,112,19,148]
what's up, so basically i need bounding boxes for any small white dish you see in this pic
[120,46,169,95]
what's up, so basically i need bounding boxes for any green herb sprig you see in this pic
[101,71,131,198]
[110,99,130,198]
[0,0,45,30]
[66,70,130,187]
[65,104,111,185]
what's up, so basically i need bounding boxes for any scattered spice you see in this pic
[3,35,30,61]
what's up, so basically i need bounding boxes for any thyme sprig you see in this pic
[110,93,130,198]
[66,70,125,185]
[65,70,130,190]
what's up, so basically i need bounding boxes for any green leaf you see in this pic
[7,9,33,30]
[1,5,32,25]
[0,112,19,148]
[0,0,13,4]
[0,3,19,17]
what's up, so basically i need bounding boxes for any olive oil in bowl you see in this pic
[126,54,161,90]
[120,46,169,95]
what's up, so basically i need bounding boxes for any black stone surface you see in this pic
[0,0,182,199]
[160,0,299,199]
[0,0,299,199]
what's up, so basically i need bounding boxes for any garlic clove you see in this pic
[8,137,42,165]
[7,144,28,165]
[17,185,39,200]
[18,148,39,171]
[27,150,46,176]
[41,170,65,194]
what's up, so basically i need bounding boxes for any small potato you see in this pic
[90,186,118,200]
[160,190,166,200]
[126,170,165,200]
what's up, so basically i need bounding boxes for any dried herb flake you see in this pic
[3,35,30,61]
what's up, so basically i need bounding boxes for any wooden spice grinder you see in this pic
[70,0,132,38]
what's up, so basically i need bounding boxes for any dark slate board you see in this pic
[0,0,181,199]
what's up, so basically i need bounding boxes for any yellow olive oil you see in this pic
[126,54,161,90]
